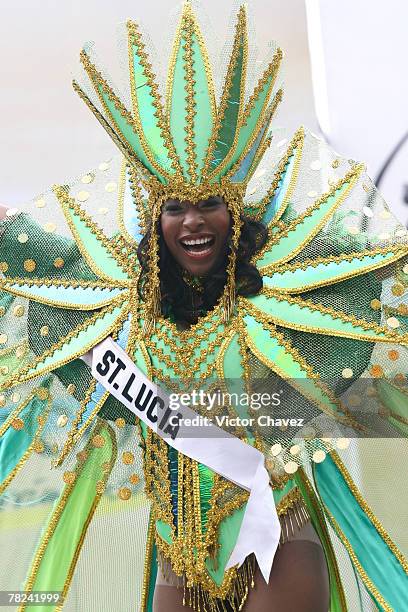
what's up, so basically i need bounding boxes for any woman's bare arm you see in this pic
[0,204,8,220]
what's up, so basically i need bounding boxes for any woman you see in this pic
[147,195,330,611]
[0,3,407,611]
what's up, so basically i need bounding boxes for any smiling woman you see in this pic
[0,2,408,612]
[137,199,267,325]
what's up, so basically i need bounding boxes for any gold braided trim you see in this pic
[127,20,182,176]
[54,185,134,279]
[72,80,152,186]
[127,163,149,234]
[329,449,408,574]
[140,512,156,612]
[247,126,305,223]
[117,157,139,248]
[247,291,408,346]
[201,5,248,180]
[226,88,283,183]
[296,467,348,611]
[253,163,365,267]
[208,48,283,182]
[79,50,170,183]
[20,420,117,612]
[0,276,128,290]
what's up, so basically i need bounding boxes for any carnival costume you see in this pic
[0,2,407,611]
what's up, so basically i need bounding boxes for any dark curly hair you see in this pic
[137,213,268,325]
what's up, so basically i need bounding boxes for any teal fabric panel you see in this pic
[314,453,408,611]
[264,252,400,291]
[262,152,295,225]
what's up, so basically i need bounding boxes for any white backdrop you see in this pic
[0,0,316,205]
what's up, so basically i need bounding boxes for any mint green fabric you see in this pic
[24,423,114,612]
[313,453,407,612]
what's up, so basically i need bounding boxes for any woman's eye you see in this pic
[163,203,183,213]
[200,198,219,209]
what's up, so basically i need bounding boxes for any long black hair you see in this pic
[137,214,268,324]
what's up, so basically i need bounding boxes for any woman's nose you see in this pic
[182,206,204,230]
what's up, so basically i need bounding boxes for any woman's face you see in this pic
[160,196,231,276]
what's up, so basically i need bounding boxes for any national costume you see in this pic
[0,3,407,611]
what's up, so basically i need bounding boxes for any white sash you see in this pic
[90,337,280,582]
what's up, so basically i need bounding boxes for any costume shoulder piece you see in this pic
[0,2,407,610]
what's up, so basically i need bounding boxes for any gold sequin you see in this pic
[0,366,8,375]
[23,259,36,272]
[92,434,105,448]
[289,444,301,456]
[312,450,326,463]
[370,364,384,378]
[122,451,135,465]
[43,222,56,233]
[118,487,132,500]
[40,325,49,337]
[16,346,27,359]
[341,367,353,379]
[388,349,399,361]
[0,394,6,407]
[51,443,59,454]
[67,383,76,395]
[15,346,26,358]
[13,305,25,317]
[397,303,408,316]
[37,415,46,426]
[370,299,381,310]
[0,307,5,316]
[386,316,400,329]
[35,198,46,208]
[336,438,350,450]
[57,414,68,427]
[0,262,9,273]
[129,473,140,485]
[105,182,117,192]
[115,417,126,428]
[362,183,370,192]
[331,159,340,168]
[76,190,90,202]
[54,257,65,269]
[11,418,24,430]
[81,173,94,184]
[63,471,76,484]
[33,440,45,453]
[36,387,49,400]
[270,443,282,456]
[394,373,406,385]
[76,450,88,462]
[391,283,405,296]
[284,461,298,474]
[17,233,29,243]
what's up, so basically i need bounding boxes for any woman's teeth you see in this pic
[180,237,215,253]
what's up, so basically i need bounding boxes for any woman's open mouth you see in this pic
[179,235,216,258]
